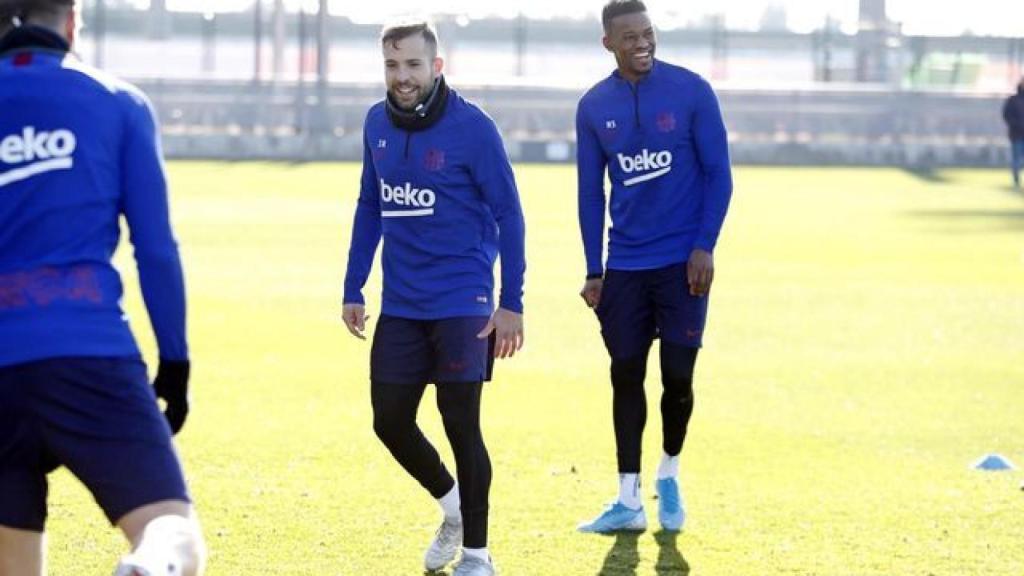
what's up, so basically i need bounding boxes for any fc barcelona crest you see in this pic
[656,112,677,133]
[424,148,446,171]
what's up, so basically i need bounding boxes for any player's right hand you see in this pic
[580,277,603,309]
[342,303,369,340]
[154,360,190,435]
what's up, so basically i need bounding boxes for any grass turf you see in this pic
[42,163,1024,575]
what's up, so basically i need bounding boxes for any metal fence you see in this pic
[75,3,1023,166]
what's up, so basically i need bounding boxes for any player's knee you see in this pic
[436,383,481,425]
[438,403,480,442]
[371,401,411,446]
[610,355,647,389]
[372,412,405,447]
[660,343,697,395]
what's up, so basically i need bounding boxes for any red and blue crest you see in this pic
[656,112,677,133]
[424,148,446,172]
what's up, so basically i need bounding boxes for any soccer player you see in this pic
[1002,78,1024,190]
[0,1,205,574]
[575,0,733,534]
[341,20,526,576]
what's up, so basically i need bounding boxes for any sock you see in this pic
[463,547,489,562]
[618,473,641,509]
[125,515,202,576]
[438,483,461,522]
[657,453,680,480]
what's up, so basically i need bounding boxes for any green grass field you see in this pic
[43,164,1024,575]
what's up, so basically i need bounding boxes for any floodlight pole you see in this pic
[93,0,106,68]
[253,0,263,83]
[1011,37,1023,87]
[296,5,308,135]
[272,0,285,82]
[313,0,330,144]
[201,12,217,75]
[515,12,526,77]
[298,5,307,82]
[710,14,727,81]
[317,0,329,88]
[149,0,170,39]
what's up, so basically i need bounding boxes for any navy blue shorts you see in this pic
[0,357,190,532]
[596,263,709,359]
[371,315,495,385]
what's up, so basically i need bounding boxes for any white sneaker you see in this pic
[112,554,181,576]
[452,554,496,576]
[424,517,463,571]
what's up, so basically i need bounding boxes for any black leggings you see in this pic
[371,380,491,548]
[610,343,698,473]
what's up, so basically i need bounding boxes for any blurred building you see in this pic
[71,2,1024,166]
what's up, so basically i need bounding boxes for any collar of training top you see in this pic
[0,25,70,57]
[612,58,661,85]
[385,75,450,133]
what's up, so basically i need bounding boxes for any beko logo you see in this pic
[616,148,672,186]
[0,127,77,189]
[380,179,436,217]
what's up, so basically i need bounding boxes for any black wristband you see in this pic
[586,273,603,280]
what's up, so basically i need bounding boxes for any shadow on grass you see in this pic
[595,531,690,575]
[597,532,640,575]
[904,209,1024,232]
[654,530,690,575]
[1000,184,1024,196]
[902,167,951,184]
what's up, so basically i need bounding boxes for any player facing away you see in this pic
[341,20,526,576]
[0,1,205,574]
[575,0,733,534]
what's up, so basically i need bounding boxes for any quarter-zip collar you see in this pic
[385,74,450,133]
[0,24,70,58]
[613,59,661,128]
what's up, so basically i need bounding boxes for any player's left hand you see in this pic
[687,249,714,297]
[477,308,524,359]
[154,359,191,435]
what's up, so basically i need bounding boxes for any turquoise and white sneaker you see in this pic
[452,554,496,576]
[655,477,686,531]
[577,502,647,533]
[424,517,463,571]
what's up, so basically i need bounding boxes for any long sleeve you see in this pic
[119,92,188,361]
[342,129,382,305]
[471,117,526,313]
[691,79,733,252]
[575,102,608,276]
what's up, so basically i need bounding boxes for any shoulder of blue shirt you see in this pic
[56,55,156,119]
[578,59,715,111]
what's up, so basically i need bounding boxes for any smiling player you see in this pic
[575,0,734,534]
[341,19,526,576]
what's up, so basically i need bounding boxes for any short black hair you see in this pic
[602,0,647,32]
[0,0,74,22]
[381,20,439,58]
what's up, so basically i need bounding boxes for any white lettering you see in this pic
[616,148,673,187]
[0,127,77,165]
[0,134,24,164]
[379,179,437,217]
[0,126,78,188]
[47,130,76,157]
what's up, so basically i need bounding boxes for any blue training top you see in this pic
[576,59,733,276]
[0,30,187,367]
[343,87,526,319]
